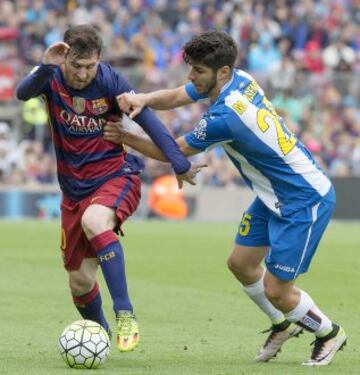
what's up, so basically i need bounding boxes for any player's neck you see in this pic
[209,74,232,102]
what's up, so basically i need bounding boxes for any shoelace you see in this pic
[260,327,272,334]
[117,314,134,335]
[309,338,326,360]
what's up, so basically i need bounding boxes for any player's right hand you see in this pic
[176,163,208,189]
[117,93,148,119]
[42,42,70,66]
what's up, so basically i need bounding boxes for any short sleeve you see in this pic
[111,70,134,96]
[101,64,134,97]
[185,115,233,151]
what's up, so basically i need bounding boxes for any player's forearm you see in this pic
[134,108,190,174]
[124,133,168,162]
[144,89,183,109]
[16,63,56,101]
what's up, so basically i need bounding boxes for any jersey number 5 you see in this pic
[239,213,252,236]
[257,108,296,155]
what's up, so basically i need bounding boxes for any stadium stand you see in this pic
[0,0,359,186]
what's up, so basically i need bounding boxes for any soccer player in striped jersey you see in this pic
[16,24,203,353]
[106,30,346,366]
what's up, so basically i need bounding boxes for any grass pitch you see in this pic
[0,220,359,374]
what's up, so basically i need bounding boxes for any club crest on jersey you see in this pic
[73,96,86,114]
[92,98,109,114]
[193,119,207,140]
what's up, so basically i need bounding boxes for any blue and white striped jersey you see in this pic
[185,69,332,216]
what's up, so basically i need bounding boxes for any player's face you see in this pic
[187,63,217,95]
[63,51,100,90]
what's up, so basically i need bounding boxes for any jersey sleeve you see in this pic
[16,63,56,101]
[108,66,135,96]
[184,82,208,102]
[185,115,233,151]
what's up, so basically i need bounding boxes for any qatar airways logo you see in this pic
[60,110,105,133]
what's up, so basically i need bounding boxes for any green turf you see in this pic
[0,220,359,374]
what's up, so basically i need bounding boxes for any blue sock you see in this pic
[72,282,109,332]
[90,230,133,314]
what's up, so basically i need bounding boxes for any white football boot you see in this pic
[302,324,346,366]
[255,321,303,362]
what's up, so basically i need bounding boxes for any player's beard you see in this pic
[202,73,217,96]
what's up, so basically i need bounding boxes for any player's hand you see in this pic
[117,93,148,119]
[176,163,207,189]
[103,120,127,145]
[42,42,70,66]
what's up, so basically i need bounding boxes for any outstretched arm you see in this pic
[104,122,199,160]
[103,121,206,187]
[112,72,195,178]
[117,86,193,119]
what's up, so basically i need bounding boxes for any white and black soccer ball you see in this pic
[58,320,110,369]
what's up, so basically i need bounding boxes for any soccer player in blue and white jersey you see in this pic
[105,30,347,366]
[16,24,203,353]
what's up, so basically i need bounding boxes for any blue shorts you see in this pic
[235,187,336,281]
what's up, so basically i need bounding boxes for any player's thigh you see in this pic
[234,197,271,248]
[266,188,336,282]
[68,257,98,296]
[82,175,141,237]
[229,198,270,273]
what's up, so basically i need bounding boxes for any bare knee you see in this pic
[227,245,267,285]
[227,252,261,285]
[227,253,245,274]
[81,204,116,238]
[69,273,95,296]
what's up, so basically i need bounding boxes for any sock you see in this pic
[72,282,109,332]
[243,272,285,325]
[90,230,133,314]
[284,290,333,337]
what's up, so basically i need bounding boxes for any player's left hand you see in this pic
[42,42,70,66]
[176,163,208,189]
[103,120,127,145]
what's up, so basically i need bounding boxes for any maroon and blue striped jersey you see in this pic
[17,62,190,200]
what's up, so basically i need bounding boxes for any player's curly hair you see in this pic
[64,24,102,58]
[183,30,238,71]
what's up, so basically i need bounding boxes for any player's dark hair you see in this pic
[183,30,238,71]
[64,24,102,58]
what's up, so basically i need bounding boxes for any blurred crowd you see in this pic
[0,0,359,187]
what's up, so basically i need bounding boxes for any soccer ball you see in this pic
[58,320,110,369]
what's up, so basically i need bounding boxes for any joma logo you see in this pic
[274,264,295,273]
